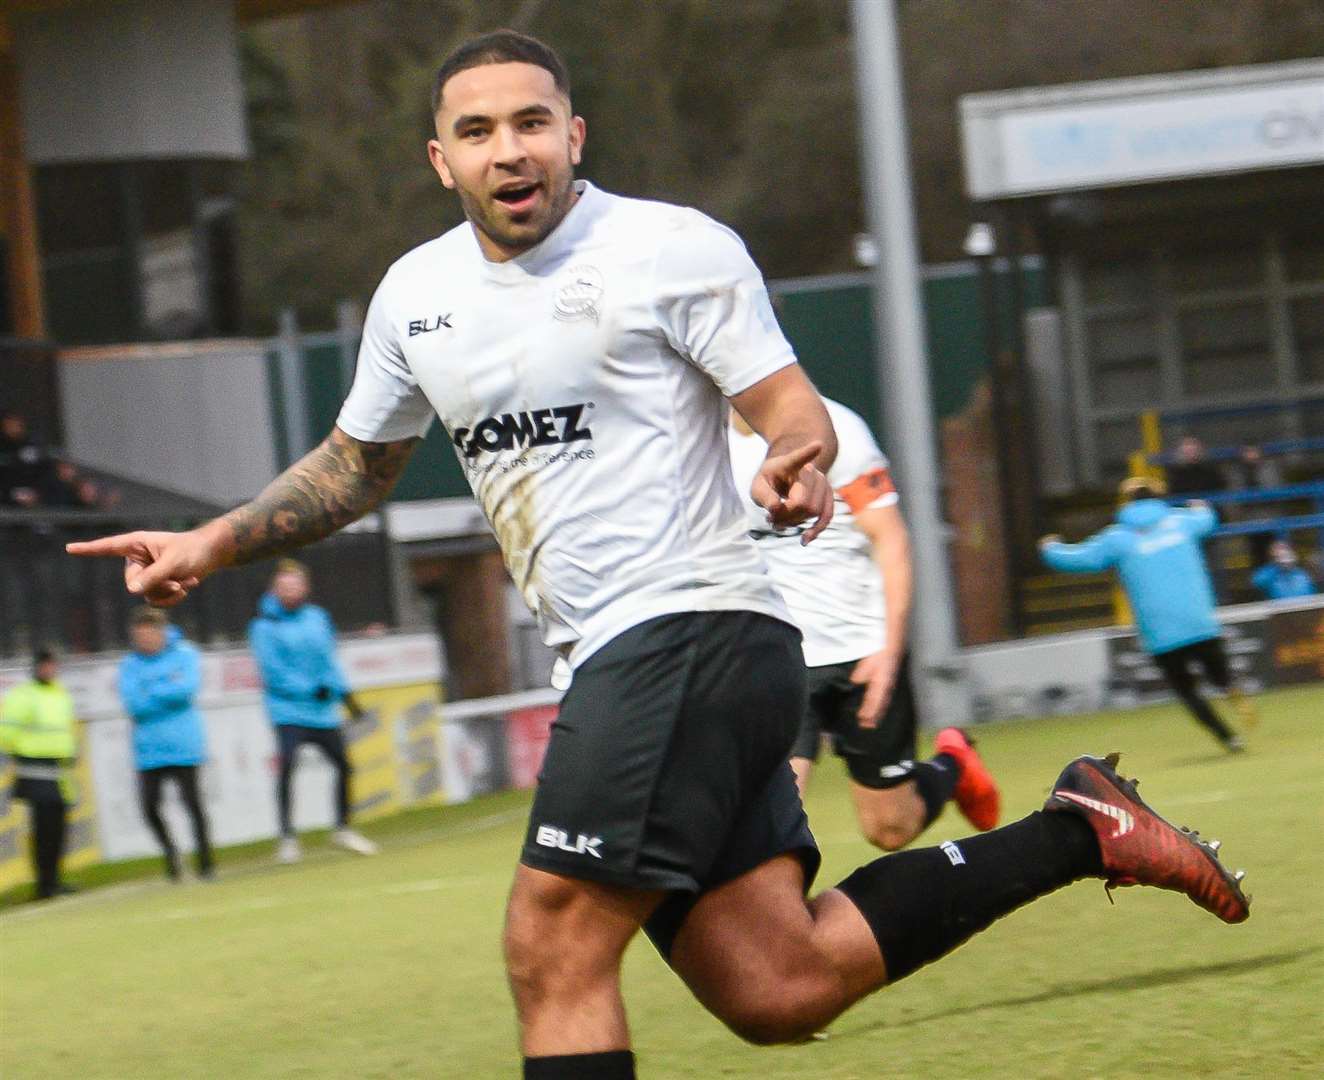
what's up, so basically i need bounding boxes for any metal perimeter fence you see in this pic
[0,509,398,659]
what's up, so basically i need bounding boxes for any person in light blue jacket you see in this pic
[248,560,375,863]
[1040,478,1255,752]
[1252,540,1319,601]
[119,607,214,880]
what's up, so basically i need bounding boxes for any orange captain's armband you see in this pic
[837,467,896,514]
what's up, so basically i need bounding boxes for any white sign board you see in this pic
[962,61,1324,198]
[1,632,443,864]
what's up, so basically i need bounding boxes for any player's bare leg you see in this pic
[850,781,927,851]
[846,730,1000,852]
[789,756,814,798]
[669,853,885,1043]
[667,756,1248,1047]
[504,865,662,1058]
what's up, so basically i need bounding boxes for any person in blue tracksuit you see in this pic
[119,608,214,879]
[1040,478,1255,751]
[248,560,375,863]
[1252,539,1319,601]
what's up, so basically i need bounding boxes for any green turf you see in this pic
[3,686,1322,1078]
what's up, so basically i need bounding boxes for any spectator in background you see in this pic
[39,458,83,508]
[249,559,376,863]
[1230,445,1285,567]
[1252,539,1319,601]
[118,607,215,881]
[0,411,48,508]
[1233,445,1284,491]
[1165,435,1226,499]
[1040,478,1257,753]
[34,457,122,512]
[73,477,118,510]
[0,648,78,900]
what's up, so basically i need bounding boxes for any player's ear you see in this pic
[427,139,456,189]
[569,115,585,166]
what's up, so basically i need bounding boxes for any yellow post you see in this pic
[1139,409,1163,482]
[1112,583,1134,629]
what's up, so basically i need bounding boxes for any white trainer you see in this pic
[276,836,302,864]
[331,828,379,856]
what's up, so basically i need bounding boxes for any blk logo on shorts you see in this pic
[535,825,604,859]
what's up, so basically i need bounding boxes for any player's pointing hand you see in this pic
[752,440,835,545]
[66,525,226,607]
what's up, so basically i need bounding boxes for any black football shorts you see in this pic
[792,653,920,789]
[520,610,821,956]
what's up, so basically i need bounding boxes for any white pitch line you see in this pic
[0,807,525,926]
[128,877,484,923]
[379,876,480,895]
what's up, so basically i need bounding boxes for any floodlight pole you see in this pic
[849,0,971,726]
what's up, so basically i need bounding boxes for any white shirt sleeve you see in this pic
[652,214,797,397]
[828,402,899,512]
[336,270,435,442]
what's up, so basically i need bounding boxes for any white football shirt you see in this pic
[338,181,794,667]
[728,398,898,667]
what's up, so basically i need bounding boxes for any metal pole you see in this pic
[849,0,971,725]
[334,298,363,397]
[276,307,312,462]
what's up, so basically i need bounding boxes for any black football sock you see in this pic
[910,753,961,826]
[524,1050,636,1079]
[836,810,1102,983]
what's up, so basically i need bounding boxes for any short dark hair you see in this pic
[128,606,168,629]
[431,29,570,114]
[272,557,309,580]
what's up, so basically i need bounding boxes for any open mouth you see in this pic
[492,182,542,214]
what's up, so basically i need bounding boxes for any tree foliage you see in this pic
[235,0,862,331]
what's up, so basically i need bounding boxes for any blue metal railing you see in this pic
[1149,436,1324,466]
[1164,482,1324,554]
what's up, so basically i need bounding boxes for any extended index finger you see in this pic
[770,441,823,478]
[66,533,145,558]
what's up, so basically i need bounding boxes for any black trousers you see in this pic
[14,776,67,899]
[275,724,351,836]
[1151,638,1237,745]
[139,765,214,876]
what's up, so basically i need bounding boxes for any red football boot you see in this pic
[1043,753,1250,924]
[934,727,1000,831]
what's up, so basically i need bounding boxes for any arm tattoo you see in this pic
[219,428,417,565]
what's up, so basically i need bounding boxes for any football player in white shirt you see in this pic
[730,400,1000,851]
[68,30,1250,1080]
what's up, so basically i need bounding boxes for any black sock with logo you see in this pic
[910,753,961,826]
[836,810,1103,982]
[524,1051,636,1079]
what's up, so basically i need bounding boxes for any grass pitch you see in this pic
[3,685,1322,1078]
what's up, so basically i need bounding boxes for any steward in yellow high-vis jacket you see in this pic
[0,648,78,899]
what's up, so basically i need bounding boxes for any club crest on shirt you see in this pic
[553,265,604,324]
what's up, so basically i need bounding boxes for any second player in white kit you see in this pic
[730,398,1001,848]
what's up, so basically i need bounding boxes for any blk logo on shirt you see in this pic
[452,403,593,459]
[408,313,453,336]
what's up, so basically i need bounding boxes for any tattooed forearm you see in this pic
[216,428,418,566]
